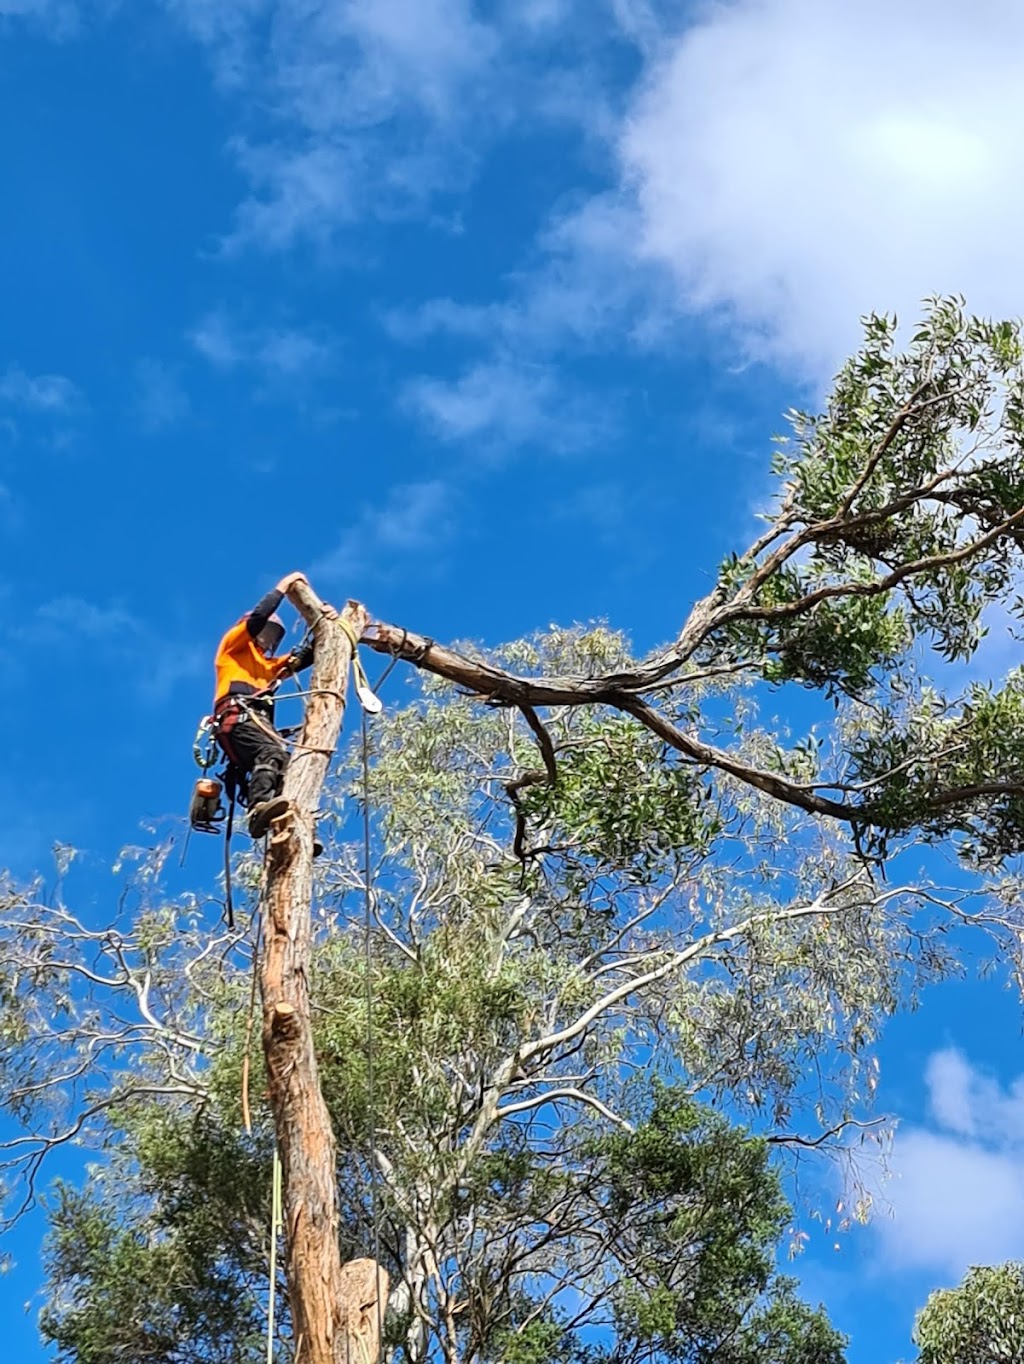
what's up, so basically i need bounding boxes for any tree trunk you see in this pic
[259,586,388,1364]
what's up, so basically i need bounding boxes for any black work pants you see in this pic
[216,707,288,806]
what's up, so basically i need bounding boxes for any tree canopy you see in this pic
[913,1263,1024,1364]
[6,298,1024,1361]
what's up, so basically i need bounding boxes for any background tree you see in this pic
[7,298,1024,1360]
[912,1263,1024,1363]
[37,1075,848,1364]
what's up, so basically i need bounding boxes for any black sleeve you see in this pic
[288,638,316,673]
[246,587,284,638]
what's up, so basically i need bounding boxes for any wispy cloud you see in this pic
[386,194,671,358]
[388,0,1024,428]
[189,311,335,380]
[133,359,190,434]
[166,0,499,252]
[383,194,668,455]
[14,596,204,705]
[30,596,139,643]
[312,479,455,583]
[163,0,651,254]
[159,0,266,88]
[0,364,83,413]
[875,1048,1024,1278]
[402,356,606,455]
[226,140,361,254]
[0,0,80,39]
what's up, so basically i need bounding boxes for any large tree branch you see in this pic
[360,564,1024,839]
[448,877,893,1196]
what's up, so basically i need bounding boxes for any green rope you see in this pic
[268,1146,282,1364]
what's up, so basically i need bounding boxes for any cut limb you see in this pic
[259,586,389,1364]
[340,1259,389,1364]
[359,620,1024,834]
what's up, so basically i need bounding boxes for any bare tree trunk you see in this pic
[259,585,388,1364]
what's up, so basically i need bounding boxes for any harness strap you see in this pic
[213,696,288,751]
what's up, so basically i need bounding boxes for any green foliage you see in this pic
[715,298,1024,701]
[40,1112,275,1364]
[913,1263,1024,1364]
[520,711,720,877]
[20,618,942,1361]
[592,1086,846,1364]
[849,670,1024,861]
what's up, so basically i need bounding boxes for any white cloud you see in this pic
[878,1130,1024,1277]
[166,0,500,251]
[0,0,80,38]
[390,0,1024,420]
[606,0,668,54]
[312,479,455,583]
[925,1047,1024,1144]
[160,0,268,88]
[189,312,240,368]
[388,198,649,453]
[273,0,496,126]
[28,596,140,644]
[394,0,1024,443]
[618,0,1024,376]
[403,356,605,454]
[134,359,190,434]
[504,0,572,33]
[388,194,671,359]
[227,140,360,253]
[189,311,334,379]
[876,1048,1024,1277]
[0,365,82,413]
[166,0,664,253]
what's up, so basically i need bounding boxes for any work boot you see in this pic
[248,795,291,840]
[313,838,324,859]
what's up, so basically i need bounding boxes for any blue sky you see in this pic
[3,1,1024,1360]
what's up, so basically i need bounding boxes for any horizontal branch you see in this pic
[360,617,1024,839]
[496,1087,633,1131]
[766,1115,886,1150]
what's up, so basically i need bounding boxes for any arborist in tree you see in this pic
[212,571,334,840]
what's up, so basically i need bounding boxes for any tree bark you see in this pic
[260,586,388,1364]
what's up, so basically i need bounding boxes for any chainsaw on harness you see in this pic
[188,715,232,832]
[187,711,258,931]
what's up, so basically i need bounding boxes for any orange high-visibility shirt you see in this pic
[213,620,290,706]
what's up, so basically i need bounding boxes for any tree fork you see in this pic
[260,585,388,1364]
